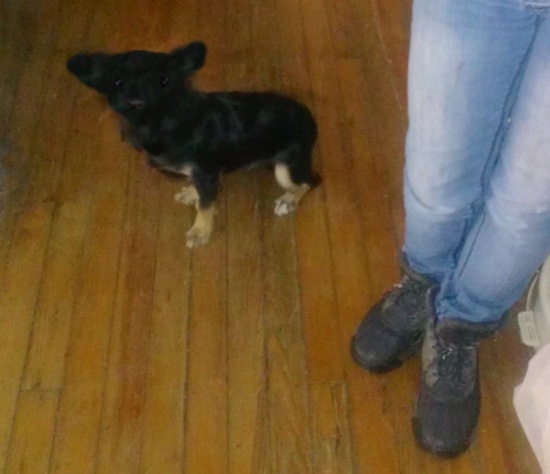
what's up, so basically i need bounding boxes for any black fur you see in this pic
[66,42,319,213]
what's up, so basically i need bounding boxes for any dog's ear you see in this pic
[169,42,207,75]
[67,53,108,90]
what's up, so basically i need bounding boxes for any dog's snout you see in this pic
[126,98,145,109]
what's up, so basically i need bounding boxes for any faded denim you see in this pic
[403,0,550,322]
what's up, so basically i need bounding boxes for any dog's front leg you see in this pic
[186,170,219,248]
[174,182,198,206]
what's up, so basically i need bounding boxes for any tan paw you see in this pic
[186,225,212,248]
[174,185,198,206]
[274,193,298,216]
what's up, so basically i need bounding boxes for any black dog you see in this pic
[67,41,320,247]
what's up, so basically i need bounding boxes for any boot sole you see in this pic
[350,336,422,374]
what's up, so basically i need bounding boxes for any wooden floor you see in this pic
[0,0,540,472]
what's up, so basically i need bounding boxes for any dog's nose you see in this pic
[126,98,145,109]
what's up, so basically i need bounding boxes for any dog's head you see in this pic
[67,41,207,116]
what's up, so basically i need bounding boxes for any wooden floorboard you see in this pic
[0,0,540,472]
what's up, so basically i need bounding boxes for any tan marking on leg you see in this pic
[186,204,216,248]
[176,165,193,177]
[275,163,295,190]
[274,163,311,216]
[174,184,199,206]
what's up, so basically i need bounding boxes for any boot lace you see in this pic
[387,276,427,313]
[435,342,476,394]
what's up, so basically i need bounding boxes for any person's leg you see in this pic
[352,0,538,373]
[436,12,550,324]
[414,9,550,457]
[404,0,539,282]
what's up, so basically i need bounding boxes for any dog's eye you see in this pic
[114,77,124,88]
[159,75,170,87]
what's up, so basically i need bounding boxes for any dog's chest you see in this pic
[120,119,192,176]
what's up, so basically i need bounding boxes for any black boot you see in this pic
[351,255,436,373]
[412,294,501,458]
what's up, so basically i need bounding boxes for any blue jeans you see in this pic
[403,0,550,323]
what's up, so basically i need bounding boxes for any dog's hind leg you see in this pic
[273,144,319,216]
[274,163,310,216]
[273,139,319,216]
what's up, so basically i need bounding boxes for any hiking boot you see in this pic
[351,255,436,373]
[412,294,501,457]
